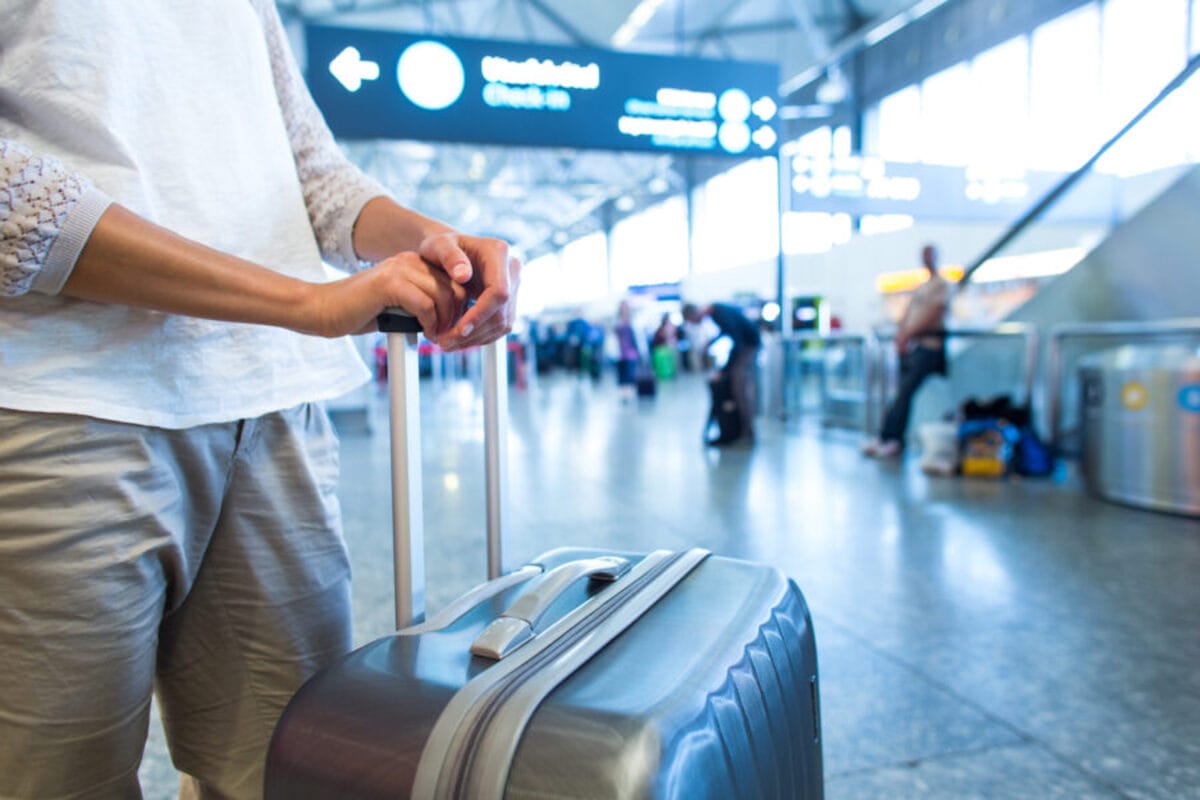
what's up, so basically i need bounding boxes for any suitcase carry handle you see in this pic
[399,565,542,637]
[469,556,632,660]
[380,307,508,628]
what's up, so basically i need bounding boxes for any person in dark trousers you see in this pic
[684,301,762,445]
[613,300,642,402]
[863,244,950,458]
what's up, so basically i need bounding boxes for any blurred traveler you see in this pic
[651,312,678,350]
[613,300,642,402]
[0,3,518,798]
[863,244,949,458]
[650,312,679,380]
[683,301,761,445]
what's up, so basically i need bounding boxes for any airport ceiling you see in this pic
[276,0,918,259]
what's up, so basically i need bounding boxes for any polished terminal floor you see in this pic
[140,369,1200,799]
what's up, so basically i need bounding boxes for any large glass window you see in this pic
[558,232,609,305]
[517,252,557,316]
[1096,0,1190,175]
[969,36,1030,171]
[691,156,780,273]
[781,211,852,254]
[832,125,853,158]
[860,1,1197,179]
[1101,0,1187,129]
[609,196,688,289]
[1192,0,1200,55]
[919,63,972,165]
[1029,3,1102,171]
[873,85,922,163]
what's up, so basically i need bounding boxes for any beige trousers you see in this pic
[0,404,352,799]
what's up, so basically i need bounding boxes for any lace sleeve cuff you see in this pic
[34,186,113,295]
[1,140,113,297]
[328,180,388,271]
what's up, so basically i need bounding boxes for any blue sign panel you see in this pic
[305,25,779,156]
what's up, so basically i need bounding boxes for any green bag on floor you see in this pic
[651,346,676,380]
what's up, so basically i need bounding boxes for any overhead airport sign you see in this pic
[305,25,779,156]
[788,156,1119,224]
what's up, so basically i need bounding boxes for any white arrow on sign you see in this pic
[752,96,777,122]
[329,46,380,93]
[752,125,777,150]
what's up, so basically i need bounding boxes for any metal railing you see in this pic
[779,322,1038,433]
[780,332,876,430]
[872,322,1040,424]
[1046,318,1200,455]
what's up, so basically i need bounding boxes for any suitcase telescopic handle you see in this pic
[378,307,508,629]
[469,556,632,660]
[377,307,424,334]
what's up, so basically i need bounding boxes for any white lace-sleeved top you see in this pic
[0,0,385,427]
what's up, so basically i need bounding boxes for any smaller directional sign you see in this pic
[305,25,779,157]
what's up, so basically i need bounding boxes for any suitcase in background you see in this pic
[636,367,657,398]
[706,371,743,444]
[265,311,824,799]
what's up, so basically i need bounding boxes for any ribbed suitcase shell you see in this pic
[265,547,823,799]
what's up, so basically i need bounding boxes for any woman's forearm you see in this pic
[62,203,320,334]
[351,195,455,264]
[61,202,471,342]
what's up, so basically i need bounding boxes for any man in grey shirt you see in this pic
[863,244,950,458]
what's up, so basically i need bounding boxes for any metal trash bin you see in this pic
[1078,344,1200,516]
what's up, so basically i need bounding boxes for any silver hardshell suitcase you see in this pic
[264,311,824,799]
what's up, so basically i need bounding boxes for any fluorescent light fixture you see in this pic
[814,70,848,104]
[612,0,670,47]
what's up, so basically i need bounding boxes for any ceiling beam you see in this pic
[780,0,958,96]
[688,0,751,56]
[781,0,834,64]
[518,0,599,47]
[513,0,538,40]
[840,0,869,34]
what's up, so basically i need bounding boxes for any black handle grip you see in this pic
[377,308,422,334]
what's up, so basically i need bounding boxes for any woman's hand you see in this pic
[306,251,469,340]
[419,232,521,351]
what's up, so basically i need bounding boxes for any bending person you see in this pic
[683,301,761,445]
